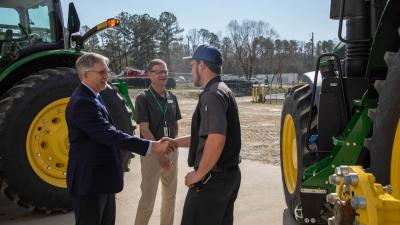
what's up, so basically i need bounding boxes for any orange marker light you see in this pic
[107,18,120,28]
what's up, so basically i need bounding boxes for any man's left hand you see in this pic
[185,171,202,188]
[151,139,176,157]
[160,137,178,151]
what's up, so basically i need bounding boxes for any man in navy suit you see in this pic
[65,52,175,225]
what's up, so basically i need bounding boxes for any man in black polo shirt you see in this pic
[134,59,182,225]
[168,45,241,225]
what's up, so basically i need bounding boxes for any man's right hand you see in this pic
[160,137,179,152]
[151,139,177,157]
[161,136,191,148]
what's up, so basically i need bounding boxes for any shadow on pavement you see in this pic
[0,193,29,221]
[0,194,73,225]
[0,153,290,225]
[283,208,300,225]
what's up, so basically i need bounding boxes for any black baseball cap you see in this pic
[183,44,222,66]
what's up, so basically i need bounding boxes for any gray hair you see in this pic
[147,58,167,72]
[75,53,109,79]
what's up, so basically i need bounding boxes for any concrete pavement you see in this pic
[0,149,298,225]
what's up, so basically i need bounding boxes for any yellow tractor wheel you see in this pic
[282,114,298,194]
[391,120,400,199]
[27,98,70,188]
[280,84,315,214]
[0,68,79,212]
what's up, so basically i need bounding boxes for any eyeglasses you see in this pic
[85,69,110,76]
[150,70,168,75]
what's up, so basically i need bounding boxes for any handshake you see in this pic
[150,136,189,169]
[150,137,179,157]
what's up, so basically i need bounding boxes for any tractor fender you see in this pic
[0,50,82,97]
[302,71,322,107]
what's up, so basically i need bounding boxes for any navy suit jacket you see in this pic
[65,83,150,195]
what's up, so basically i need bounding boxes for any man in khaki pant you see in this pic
[134,59,182,225]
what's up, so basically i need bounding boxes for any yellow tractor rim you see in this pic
[26,98,70,188]
[391,119,400,199]
[282,114,298,194]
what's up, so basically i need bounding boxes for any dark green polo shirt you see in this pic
[135,87,181,140]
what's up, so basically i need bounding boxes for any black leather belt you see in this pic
[191,165,239,191]
[210,165,239,173]
[194,165,239,173]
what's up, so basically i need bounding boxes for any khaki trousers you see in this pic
[134,151,178,225]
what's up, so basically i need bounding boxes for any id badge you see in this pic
[163,126,169,137]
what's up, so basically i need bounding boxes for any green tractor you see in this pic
[0,0,134,212]
[280,0,400,224]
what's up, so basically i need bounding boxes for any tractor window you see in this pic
[29,6,51,29]
[0,0,58,68]
[0,8,19,25]
[0,8,21,66]
[27,4,55,43]
[0,8,22,40]
[0,0,57,45]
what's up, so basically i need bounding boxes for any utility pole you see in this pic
[186,36,190,55]
[311,32,314,66]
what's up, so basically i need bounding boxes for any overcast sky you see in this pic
[62,0,338,42]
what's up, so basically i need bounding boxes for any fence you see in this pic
[111,77,176,89]
[223,80,253,96]
[251,84,290,104]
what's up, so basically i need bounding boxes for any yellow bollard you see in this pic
[257,84,264,103]
[252,85,258,103]
[251,86,254,102]
[252,84,267,103]
[261,85,266,103]
[251,86,255,102]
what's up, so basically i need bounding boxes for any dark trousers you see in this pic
[181,167,241,225]
[71,193,116,225]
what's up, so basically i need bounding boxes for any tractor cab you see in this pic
[0,0,64,70]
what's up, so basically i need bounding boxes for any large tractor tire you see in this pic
[100,84,135,172]
[368,50,400,198]
[0,67,134,212]
[280,84,316,215]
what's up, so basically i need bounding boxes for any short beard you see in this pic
[193,66,201,87]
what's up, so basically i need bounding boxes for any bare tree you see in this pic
[256,36,274,73]
[186,29,200,53]
[228,19,277,79]
[221,37,232,61]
